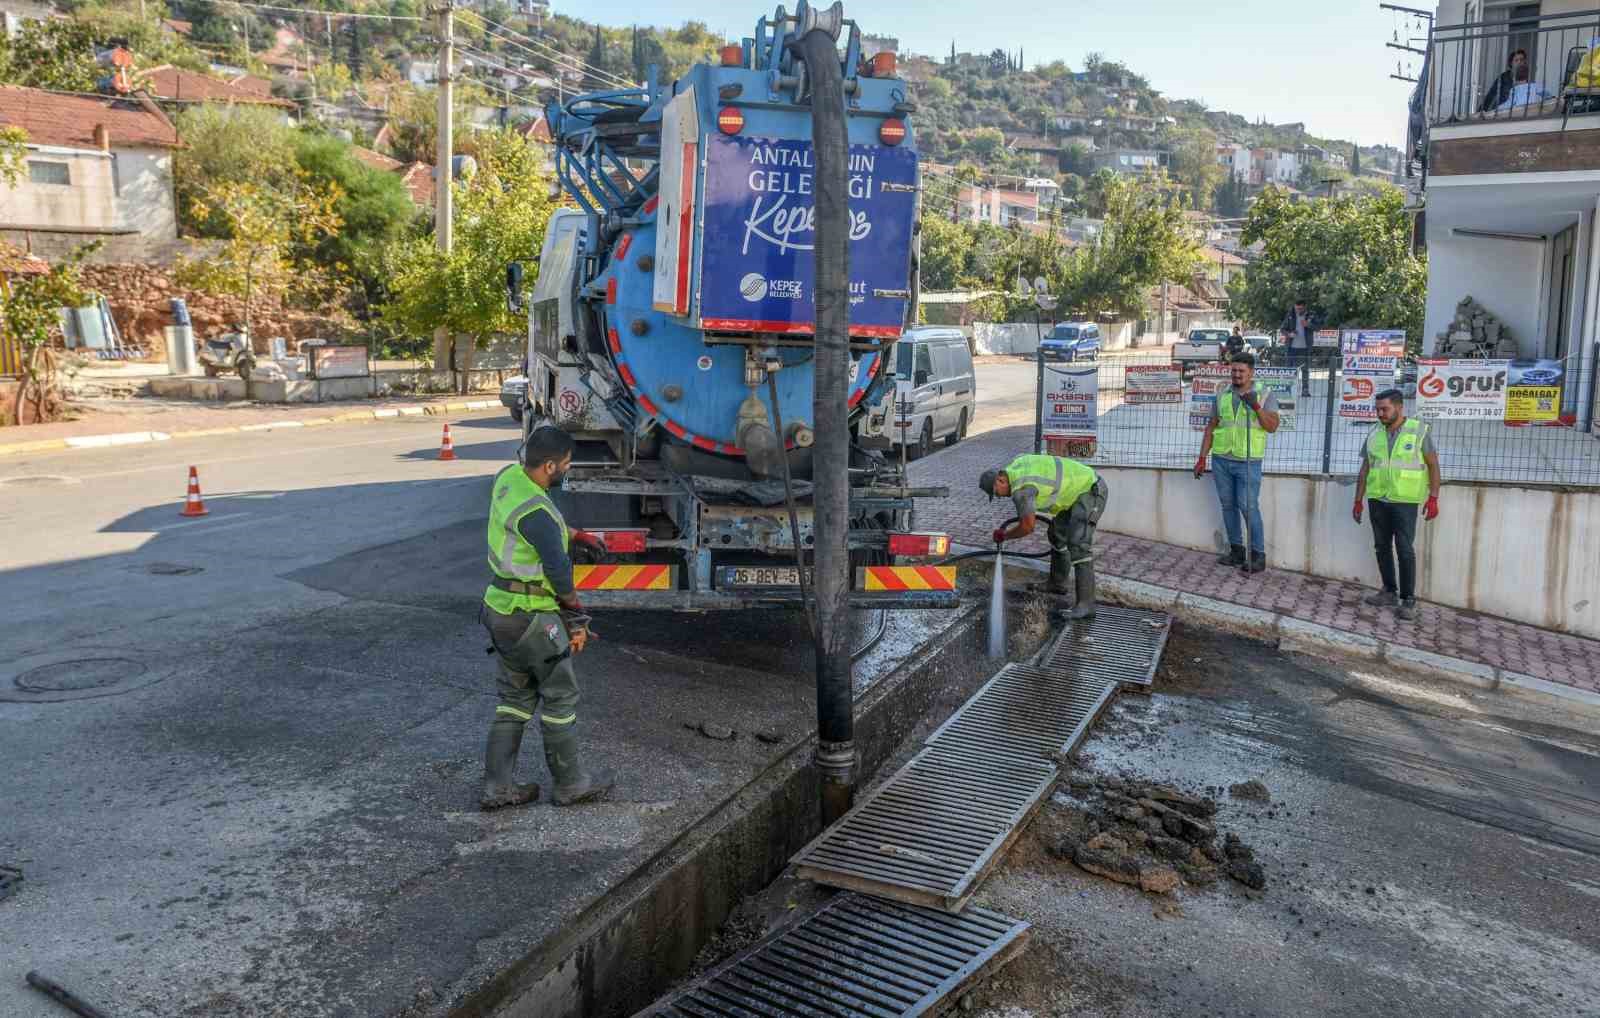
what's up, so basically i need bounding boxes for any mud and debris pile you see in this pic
[1047,770,1269,894]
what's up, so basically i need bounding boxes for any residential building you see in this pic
[1,0,52,36]
[1007,133,1060,169]
[0,85,180,262]
[955,185,1039,227]
[404,58,440,88]
[1052,114,1090,133]
[140,65,297,116]
[861,34,898,56]
[1216,142,1253,182]
[1090,148,1169,175]
[1411,0,1600,429]
[1256,149,1299,184]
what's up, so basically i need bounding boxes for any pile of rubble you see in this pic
[1047,769,1268,895]
[1434,296,1518,359]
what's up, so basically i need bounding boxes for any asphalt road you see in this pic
[0,411,959,1018]
[972,623,1600,1017]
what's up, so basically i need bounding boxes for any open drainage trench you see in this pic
[480,562,1188,1018]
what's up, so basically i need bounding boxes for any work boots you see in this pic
[1067,562,1096,620]
[480,719,540,811]
[1046,549,1072,595]
[542,725,615,806]
[1242,551,1267,574]
[1217,544,1245,567]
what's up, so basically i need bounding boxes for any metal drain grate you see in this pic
[1044,604,1171,690]
[638,893,1030,1018]
[923,663,1117,766]
[791,748,1056,912]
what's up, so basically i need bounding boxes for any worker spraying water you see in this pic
[988,549,1007,658]
[978,452,1109,622]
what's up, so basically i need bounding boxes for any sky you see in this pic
[564,0,1427,148]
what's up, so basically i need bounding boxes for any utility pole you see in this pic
[433,0,455,373]
[795,6,854,827]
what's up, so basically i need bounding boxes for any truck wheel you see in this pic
[510,403,524,424]
[915,419,933,459]
[945,409,967,447]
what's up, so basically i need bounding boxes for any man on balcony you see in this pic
[1478,49,1527,113]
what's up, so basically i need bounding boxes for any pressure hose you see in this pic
[933,516,1055,566]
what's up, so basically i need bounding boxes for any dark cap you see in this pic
[978,468,1000,501]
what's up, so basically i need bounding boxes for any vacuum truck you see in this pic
[506,1,956,610]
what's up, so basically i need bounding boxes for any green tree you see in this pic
[1060,141,1094,178]
[965,126,1005,161]
[0,125,26,186]
[1297,159,1348,194]
[1351,144,1361,177]
[1078,168,1117,218]
[2,242,96,423]
[1168,127,1223,210]
[172,106,300,239]
[176,178,343,339]
[0,19,100,91]
[292,131,418,312]
[382,82,487,164]
[380,130,553,388]
[1227,184,1425,345]
[1066,175,1200,317]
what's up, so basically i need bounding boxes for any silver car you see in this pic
[500,375,528,423]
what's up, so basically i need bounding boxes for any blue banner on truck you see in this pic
[697,135,916,338]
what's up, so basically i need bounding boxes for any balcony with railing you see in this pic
[1426,7,1600,129]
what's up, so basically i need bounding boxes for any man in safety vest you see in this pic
[978,453,1109,619]
[1353,388,1441,622]
[1195,352,1280,574]
[479,425,613,810]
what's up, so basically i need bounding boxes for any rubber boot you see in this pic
[1243,550,1267,574]
[1217,543,1245,567]
[480,719,540,811]
[542,725,615,806]
[1046,547,1072,595]
[1067,562,1096,620]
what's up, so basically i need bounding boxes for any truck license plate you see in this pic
[719,566,810,588]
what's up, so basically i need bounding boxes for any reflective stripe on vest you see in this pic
[1365,419,1429,503]
[1213,383,1267,460]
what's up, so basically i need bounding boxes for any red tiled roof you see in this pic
[0,85,178,150]
[400,162,434,206]
[517,115,552,143]
[0,240,50,276]
[163,18,193,35]
[352,145,403,172]
[227,73,276,98]
[141,66,294,108]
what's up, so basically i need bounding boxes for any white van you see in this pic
[882,327,977,458]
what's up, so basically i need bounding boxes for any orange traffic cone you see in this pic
[180,466,208,517]
[438,422,457,461]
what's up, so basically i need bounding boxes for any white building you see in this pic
[0,85,180,262]
[1215,142,1253,182]
[1416,0,1600,428]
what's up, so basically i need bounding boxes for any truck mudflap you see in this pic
[571,564,958,611]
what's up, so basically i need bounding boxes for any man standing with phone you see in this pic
[1195,353,1279,573]
[1279,300,1316,397]
[1353,389,1441,622]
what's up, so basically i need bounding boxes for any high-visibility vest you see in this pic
[1004,453,1098,515]
[1212,383,1268,460]
[483,465,569,614]
[1365,418,1430,504]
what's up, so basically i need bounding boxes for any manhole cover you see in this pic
[1,650,169,704]
[0,475,81,487]
[16,658,144,693]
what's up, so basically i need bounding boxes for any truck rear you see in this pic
[516,3,954,610]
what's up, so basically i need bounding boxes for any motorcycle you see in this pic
[198,330,257,379]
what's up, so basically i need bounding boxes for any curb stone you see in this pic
[948,542,1596,712]
[0,400,502,457]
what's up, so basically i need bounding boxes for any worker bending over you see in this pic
[979,453,1108,619]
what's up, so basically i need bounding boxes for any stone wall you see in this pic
[77,263,354,356]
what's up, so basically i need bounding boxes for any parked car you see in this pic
[889,327,976,459]
[1244,334,1275,359]
[1038,321,1101,362]
[1173,327,1230,379]
[500,374,529,423]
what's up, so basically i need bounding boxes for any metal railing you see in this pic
[1034,350,1600,488]
[1428,8,1600,127]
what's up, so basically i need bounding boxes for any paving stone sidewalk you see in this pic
[910,424,1600,697]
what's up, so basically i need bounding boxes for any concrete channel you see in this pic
[456,593,1048,1018]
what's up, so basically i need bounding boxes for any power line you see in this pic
[180,0,422,21]
[455,9,631,90]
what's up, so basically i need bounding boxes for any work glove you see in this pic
[1423,495,1439,522]
[992,527,1009,545]
[1239,389,1260,410]
[1193,455,1207,479]
[560,608,596,654]
[572,529,607,553]
[1352,499,1364,524]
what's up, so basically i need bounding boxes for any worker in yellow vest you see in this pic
[480,426,613,810]
[1353,388,1441,622]
[1195,353,1280,574]
[978,452,1108,619]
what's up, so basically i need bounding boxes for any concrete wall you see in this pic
[2,149,118,229]
[972,322,1046,355]
[1423,228,1545,356]
[1095,466,1600,640]
[0,145,178,263]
